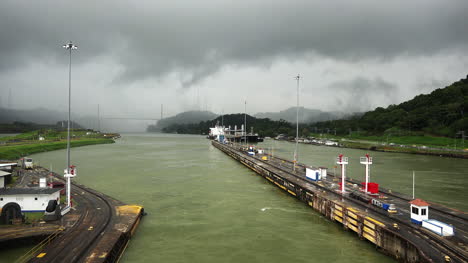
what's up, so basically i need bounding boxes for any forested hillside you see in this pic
[255,107,347,123]
[162,114,293,137]
[311,76,468,136]
[147,110,217,132]
[160,76,468,138]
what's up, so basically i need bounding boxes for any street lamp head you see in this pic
[63,41,78,50]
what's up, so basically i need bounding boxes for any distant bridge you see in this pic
[101,117,160,121]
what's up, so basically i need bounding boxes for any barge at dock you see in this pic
[212,141,468,263]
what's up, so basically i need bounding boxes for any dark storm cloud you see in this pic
[329,77,399,112]
[1,0,467,86]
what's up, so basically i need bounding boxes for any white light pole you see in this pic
[293,75,300,172]
[63,41,77,208]
[244,100,247,146]
[97,104,100,131]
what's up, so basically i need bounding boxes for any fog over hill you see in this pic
[0,107,67,125]
[254,107,351,123]
[312,75,468,136]
[0,107,153,133]
[147,111,218,132]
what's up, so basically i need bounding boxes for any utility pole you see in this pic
[63,41,77,175]
[97,104,100,131]
[294,75,300,172]
[457,131,465,149]
[197,87,200,111]
[62,41,78,209]
[244,101,247,146]
[8,88,12,109]
[161,104,164,120]
[463,131,466,149]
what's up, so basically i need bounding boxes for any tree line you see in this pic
[162,75,468,138]
[311,76,468,137]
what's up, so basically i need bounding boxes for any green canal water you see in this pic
[2,133,467,262]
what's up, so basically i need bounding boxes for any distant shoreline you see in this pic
[0,131,119,160]
[342,143,468,159]
[280,138,468,159]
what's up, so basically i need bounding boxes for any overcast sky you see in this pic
[1,0,467,124]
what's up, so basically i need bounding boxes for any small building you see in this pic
[0,188,61,212]
[0,162,17,173]
[0,170,11,188]
[409,199,429,224]
[319,167,327,179]
[306,168,321,181]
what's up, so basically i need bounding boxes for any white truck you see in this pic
[24,157,34,169]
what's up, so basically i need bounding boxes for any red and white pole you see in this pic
[360,154,372,194]
[365,154,369,193]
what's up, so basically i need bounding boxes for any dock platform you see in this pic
[0,167,144,263]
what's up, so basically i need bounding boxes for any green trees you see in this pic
[309,75,468,137]
[162,114,295,137]
[160,76,468,139]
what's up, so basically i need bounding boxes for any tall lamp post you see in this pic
[63,41,77,209]
[244,101,247,146]
[293,75,300,172]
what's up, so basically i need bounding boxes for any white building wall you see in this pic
[306,168,321,181]
[0,192,60,212]
[410,204,429,222]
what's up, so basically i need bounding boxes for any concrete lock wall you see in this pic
[212,142,430,263]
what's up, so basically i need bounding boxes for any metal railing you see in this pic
[359,156,372,163]
[14,227,64,263]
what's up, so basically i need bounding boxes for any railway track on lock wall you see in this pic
[270,152,468,247]
[71,182,114,263]
[29,172,114,263]
[216,142,468,262]
[270,153,468,223]
[254,152,468,262]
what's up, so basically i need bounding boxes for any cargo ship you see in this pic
[208,124,263,143]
